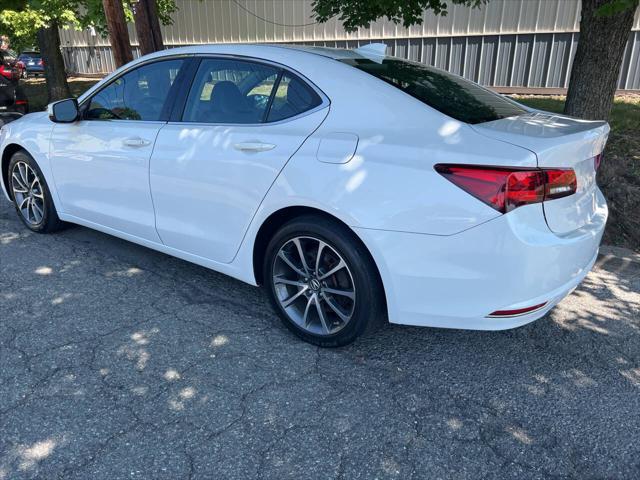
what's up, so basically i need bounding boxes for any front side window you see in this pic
[86,59,184,121]
[340,57,527,124]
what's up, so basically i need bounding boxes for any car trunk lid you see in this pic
[472,112,609,235]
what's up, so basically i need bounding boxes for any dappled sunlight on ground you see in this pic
[1,197,639,478]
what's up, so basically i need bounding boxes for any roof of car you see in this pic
[272,45,368,60]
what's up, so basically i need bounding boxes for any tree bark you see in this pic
[133,0,164,56]
[36,22,71,103]
[102,0,134,68]
[564,0,638,120]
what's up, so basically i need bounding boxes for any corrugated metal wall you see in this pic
[59,0,640,90]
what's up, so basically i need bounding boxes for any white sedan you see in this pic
[0,44,608,346]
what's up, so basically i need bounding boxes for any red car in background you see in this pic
[0,49,25,81]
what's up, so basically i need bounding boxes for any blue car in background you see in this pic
[18,51,44,78]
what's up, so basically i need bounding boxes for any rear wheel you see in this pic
[264,215,384,347]
[8,151,64,233]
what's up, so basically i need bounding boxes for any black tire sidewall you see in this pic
[8,151,60,233]
[264,215,383,347]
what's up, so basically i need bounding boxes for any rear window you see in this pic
[340,57,527,124]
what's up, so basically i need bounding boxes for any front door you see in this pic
[150,58,328,263]
[50,58,186,242]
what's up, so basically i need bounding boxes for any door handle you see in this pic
[233,142,276,152]
[123,137,151,147]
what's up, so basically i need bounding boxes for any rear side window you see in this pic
[267,73,322,123]
[181,58,323,124]
[340,57,527,124]
[182,59,280,123]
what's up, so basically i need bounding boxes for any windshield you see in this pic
[340,57,527,124]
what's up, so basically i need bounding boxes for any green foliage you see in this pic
[0,0,178,47]
[77,0,178,37]
[312,0,487,31]
[596,0,640,17]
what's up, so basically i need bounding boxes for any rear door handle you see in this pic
[233,142,276,152]
[123,137,151,147]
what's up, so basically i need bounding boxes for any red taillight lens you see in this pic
[435,164,577,214]
[38,60,44,66]
[544,169,577,200]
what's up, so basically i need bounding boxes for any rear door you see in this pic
[150,57,329,263]
[473,112,609,235]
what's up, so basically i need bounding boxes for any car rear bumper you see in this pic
[354,188,607,330]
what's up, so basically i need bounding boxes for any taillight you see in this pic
[435,164,577,214]
[38,60,44,66]
[544,169,577,199]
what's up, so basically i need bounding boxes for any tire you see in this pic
[8,150,64,233]
[263,214,385,347]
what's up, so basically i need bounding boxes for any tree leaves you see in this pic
[312,0,487,31]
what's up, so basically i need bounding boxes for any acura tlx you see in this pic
[0,43,608,346]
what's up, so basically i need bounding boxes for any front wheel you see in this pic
[264,215,385,347]
[8,151,64,233]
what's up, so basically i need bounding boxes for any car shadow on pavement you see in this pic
[1,209,639,479]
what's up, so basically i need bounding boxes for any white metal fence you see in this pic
[59,0,640,90]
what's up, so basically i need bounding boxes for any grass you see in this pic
[514,95,640,250]
[513,95,640,134]
[20,77,99,112]
[17,77,640,250]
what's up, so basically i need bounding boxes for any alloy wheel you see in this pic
[272,236,356,336]
[11,161,45,226]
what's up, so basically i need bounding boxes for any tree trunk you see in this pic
[147,0,165,53]
[133,0,164,56]
[564,0,638,120]
[102,0,134,68]
[36,22,71,103]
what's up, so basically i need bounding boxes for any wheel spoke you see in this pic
[281,286,308,308]
[315,298,330,334]
[11,172,28,192]
[278,250,306,278]
[19,163,30,186]
[31,201,44,222]
[323,295,351,323]
[318,259,346,281]
[302,293,315,328]
[322,287,355,300]
[314,240,326,276]
[273,276,307,288]
[18,196,29,212]
[292,238,311,276]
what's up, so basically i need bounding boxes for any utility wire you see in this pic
[230,0,319,27]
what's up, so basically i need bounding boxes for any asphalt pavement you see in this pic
[1,196,639,479]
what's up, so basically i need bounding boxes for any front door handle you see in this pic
[233,142,276,152]
[123,137,151,147]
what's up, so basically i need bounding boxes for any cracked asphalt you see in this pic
[1,196,639,480]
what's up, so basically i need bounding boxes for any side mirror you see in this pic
[48,98,79,123]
